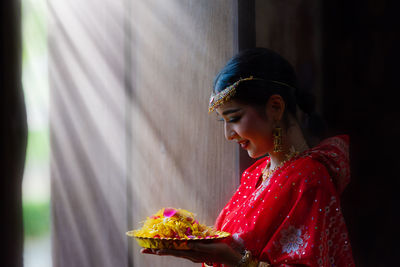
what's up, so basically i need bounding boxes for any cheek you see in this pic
[235,118,256,138]
[238,117,269,141]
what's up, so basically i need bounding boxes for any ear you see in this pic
[265,94,285,122]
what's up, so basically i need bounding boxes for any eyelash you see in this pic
[217,117,240,123]
[228,117,240,123]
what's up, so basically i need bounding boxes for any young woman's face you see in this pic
[216,100,274,158]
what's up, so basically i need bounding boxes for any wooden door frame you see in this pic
[234,0,258,178]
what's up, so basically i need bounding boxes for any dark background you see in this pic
[238,0,400,266]
[323,1,400,266]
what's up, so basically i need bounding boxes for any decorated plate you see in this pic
[126,208,231,250]
[127,230,231,250]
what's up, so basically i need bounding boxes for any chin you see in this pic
[247,147,269,158]
[247,150,262,159]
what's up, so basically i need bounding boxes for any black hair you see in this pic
[213,47,326,144]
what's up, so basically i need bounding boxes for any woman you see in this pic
[142,48,355,266]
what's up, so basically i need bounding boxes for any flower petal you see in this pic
[163,208,177,218]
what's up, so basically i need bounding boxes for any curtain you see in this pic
[0,0,27,266]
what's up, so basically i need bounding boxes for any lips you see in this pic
[238,140,249,149]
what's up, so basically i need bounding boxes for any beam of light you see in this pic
[47,0,237,266]
[48,0,129,266]
[127,2,237,266]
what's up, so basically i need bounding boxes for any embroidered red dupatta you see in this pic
[210,135,355,266]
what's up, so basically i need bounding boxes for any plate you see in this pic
[126,230,231,250]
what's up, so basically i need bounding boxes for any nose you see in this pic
[224,123,236,141]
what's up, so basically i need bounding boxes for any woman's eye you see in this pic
[216,116,240,123]
[227,117,240,123]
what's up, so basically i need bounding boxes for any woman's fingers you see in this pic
[156,249,196,257]
[139,243,238,265]
[154,249,209,263]
[189,242,216,252]
[140,248,196,257]
[141,248,155,254]
[189,242,242,265]
[190,242,232,254]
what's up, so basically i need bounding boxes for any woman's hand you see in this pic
[141,241,243,266]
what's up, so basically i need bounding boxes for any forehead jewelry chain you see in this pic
[262,147,299,182]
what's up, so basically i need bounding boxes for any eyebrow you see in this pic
[222,108,241,116]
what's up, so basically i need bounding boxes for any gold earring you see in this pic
[273,127,283,152]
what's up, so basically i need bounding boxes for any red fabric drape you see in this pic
[211,135,354,266]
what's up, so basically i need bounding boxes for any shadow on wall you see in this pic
[322,1,400,266]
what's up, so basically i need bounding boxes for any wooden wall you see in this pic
[128,1,237,266]
[237,0,324,175]
[254,1,400,266]
[50,0,239,266]
[255,0,323,113]
[49,0,128,266]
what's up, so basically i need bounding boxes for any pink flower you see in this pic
[163,208,177,218]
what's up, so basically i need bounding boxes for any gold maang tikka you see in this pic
[208,76,258,113]
[208,78,295,113]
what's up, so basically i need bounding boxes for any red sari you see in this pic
[212,135,355,266]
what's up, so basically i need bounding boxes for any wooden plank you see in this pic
[255,0,323,114]
[49,0,128,266]
[128,1,237,266]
